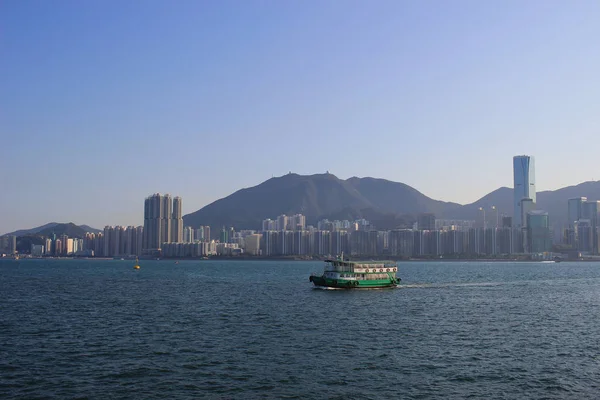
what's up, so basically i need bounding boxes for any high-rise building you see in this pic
[277,215,288,231]
[526,211,551,253]
[0,235,17,254]
[135,226,143,256]
[244,234,262,255]
[183,226,194,243]
[582,200,600,254]
[220,226,229,243]
[143,193,183,250]
[162,194,172,245]
[143,194,162,250]
[172,197,183,243]
[513,155,536,228]
[568,197,587,228]
[195,227,205,242]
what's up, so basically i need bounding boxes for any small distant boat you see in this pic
[309,253,400,289]
[133,257,140,270]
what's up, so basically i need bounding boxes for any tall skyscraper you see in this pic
[162,194,172,246]
[143,193,183,250]
[513,155,536,228]
[568,197,587,228]
[582,200,600,254]
[172,196,183,243]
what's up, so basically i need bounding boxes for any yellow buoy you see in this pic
[133,257,140,270]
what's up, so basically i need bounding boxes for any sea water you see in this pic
[2,259,600,399]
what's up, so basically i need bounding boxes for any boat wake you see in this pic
[399,282,505,289]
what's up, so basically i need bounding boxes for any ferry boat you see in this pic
[309,254,400,289]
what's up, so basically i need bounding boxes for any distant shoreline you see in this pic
[5,256,600,263]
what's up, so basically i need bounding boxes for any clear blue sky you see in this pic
[1,0,599,233]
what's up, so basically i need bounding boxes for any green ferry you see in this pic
[309,255,400,289]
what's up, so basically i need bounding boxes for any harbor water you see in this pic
[2,259,600,399]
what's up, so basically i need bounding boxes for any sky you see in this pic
[1,0,599,234]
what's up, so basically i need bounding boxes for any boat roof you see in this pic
[325,259,396,264]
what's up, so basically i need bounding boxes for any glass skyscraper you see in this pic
[513,155,536,228]
[526,210,551,253]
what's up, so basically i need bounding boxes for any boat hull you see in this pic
[309,274,398,289]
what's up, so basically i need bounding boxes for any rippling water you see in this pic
[2,259,600,399]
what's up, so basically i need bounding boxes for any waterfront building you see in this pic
[388,230,412,257]
[331,230,349,255]
[44,238,52,255]
[582,201,600,254]
[55,238,63,255]
[219,227,228,243]
[0,235,16,255]
[260,231,277,256]
[497,227,513,254]
[513,155,536,228]
[277,215,288,231]
[244,234,262,255]
[65,238,74,255]
[576,220,593,253]
[143,193,182,250]
[526,211,552,253]
[183,226,194,243]
[172,196,183,243]
[568,197,587,228]
[195,227,205,242]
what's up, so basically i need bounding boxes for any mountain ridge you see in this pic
[183,173,600,233]
[2,222,101,238]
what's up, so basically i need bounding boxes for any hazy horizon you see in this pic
[3,172,600,235]
[2,0,599,233]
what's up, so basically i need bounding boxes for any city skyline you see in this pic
[3,170,600,236]
[2,1,600,233]
[3,179,599,258]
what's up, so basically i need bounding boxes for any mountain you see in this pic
[445,187,514,221]
[346,177,461,216]
[445,181,600,229]
[184,173,370,230]
[4,222,61,237]
[537,181,600,228]
[36,223,93,238]
[183,173,463,231]
[2,222,101,238]
[184,173,600,234]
